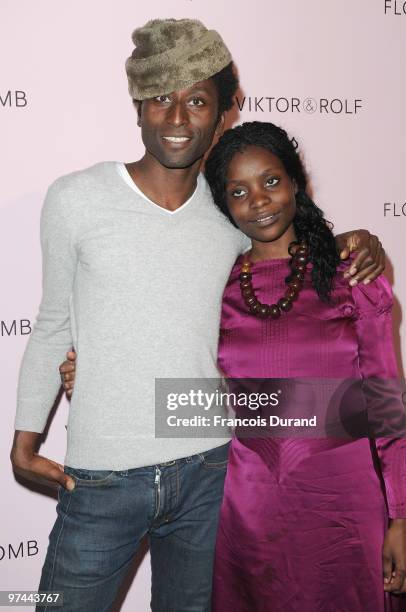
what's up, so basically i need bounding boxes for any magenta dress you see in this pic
[213,256,406,612]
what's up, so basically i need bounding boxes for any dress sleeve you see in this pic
[15,179,77,433]
[353,277,406,518]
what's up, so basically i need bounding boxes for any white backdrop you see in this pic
[1,1,405,610]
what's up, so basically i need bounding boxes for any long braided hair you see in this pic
[204,121,340,301]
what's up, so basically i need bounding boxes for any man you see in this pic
[11,18,385,612]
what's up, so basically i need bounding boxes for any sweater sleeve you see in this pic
[15,179,77,433]
[353,277,406,518]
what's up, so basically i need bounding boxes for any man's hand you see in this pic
[10,431,75,491]
[335,230,385,286]
[60,350,77,398]
[383,519,406,593]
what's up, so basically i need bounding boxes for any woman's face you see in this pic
[225,145,297,244]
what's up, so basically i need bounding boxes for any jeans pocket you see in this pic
[64,466,115,486]
[57,484,63,502]
[200,443,230,469]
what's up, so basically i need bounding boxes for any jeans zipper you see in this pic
[154,466,161,519]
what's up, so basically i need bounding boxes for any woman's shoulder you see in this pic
[350,276,393,317]
[333,260,392,318]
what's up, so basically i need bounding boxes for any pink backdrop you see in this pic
[1,1,405,610]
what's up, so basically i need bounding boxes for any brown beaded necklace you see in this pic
[239,242,310,319]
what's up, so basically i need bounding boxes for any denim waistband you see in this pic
[157,441,230,468]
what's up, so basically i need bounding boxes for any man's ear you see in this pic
[133,99,142,127]
[215,112,226,138]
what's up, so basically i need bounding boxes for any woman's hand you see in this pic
[335,229,385,286]
[383,518,406,593]
[59,350,77,398]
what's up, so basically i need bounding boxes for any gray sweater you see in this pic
[15,162,247,469]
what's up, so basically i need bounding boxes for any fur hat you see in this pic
[125,18,232,100]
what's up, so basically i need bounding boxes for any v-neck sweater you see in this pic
[15,161,247,469]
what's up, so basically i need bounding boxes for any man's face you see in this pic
[136,78,224,169]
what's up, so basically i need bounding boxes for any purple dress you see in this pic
[213,256,406,611]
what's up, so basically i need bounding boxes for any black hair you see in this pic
[210,61,239,116]
[204,121,340,301]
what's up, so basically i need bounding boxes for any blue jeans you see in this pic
[37,443,229,612]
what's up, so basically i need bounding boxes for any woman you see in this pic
[204,121,406,611]
[59,121,403,609]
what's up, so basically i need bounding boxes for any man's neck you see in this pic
[125,154,202,211]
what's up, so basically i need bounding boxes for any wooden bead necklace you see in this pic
[239,242,310,319]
